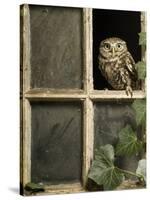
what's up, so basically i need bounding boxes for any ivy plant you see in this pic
[132,99,146,126]
[136,61,146,80]
[116,125,143,156]
[88,98,146,190]
[135,32,146,80]
[88,145,124,190]
[88,144,146,190]
[138,32,146,46]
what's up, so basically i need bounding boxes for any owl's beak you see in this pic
[112,47,115,57]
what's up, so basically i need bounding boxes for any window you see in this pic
[20,4,146,195]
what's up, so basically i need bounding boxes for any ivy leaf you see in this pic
[116,125,143,156]
[136,159,146,182]
[88,144,124,190]
[95,144,114,163]
[138,32,146,45]
[25,182,45,193]
[136,61,146,80]
[132,99,146,125]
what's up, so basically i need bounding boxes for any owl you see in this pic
[98,37,137,97]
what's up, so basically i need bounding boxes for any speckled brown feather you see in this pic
[98,37,138,96]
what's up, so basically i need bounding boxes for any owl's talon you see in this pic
[126,86,133,97]
[104,88,109,91]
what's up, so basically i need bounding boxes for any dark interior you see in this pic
[93,9,141,90]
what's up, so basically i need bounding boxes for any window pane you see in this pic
[31,102,82,184]
[93,9,141,90]
[29,5,83,89]
[94,101,142,171]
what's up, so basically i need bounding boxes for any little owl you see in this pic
[98,37,137,96]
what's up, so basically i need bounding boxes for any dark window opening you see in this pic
[93,9,141,90]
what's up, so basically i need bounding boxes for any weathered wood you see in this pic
[25,89,86,100]
[25,89,145,100]
[83,8,93,92]
[22,4,31,92]
[32,183,84,196]
[44,182,82,190]
[20,5,23,194]
[25,95,86,101]
[82,98,94,187]
[21,4,31,190]
[22,99,31,186]
[90,90,146,100]
[25,88,84,94]
[82,9,93,185]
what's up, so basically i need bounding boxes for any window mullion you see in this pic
[82,8,94,187]
[83,8,93,93]
[83,98,94,187]
[21,4,31,193]
[22,4,31,94]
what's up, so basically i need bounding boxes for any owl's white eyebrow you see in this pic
[102,42,111,46]
[120,42,126,44]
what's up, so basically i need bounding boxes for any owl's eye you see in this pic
[104,43,111,50]
[117,43,123,49]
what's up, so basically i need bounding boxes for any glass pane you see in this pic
[31,102,82,184]
[94,101,145,172]
[29,5,83,89]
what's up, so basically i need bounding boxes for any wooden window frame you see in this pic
[20,4,146,195]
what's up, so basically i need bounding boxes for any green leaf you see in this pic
[101,167,124,190]
[116,125,143,156]
[95,144,114,164]
[136,61,146,80]
[132,99,146,125]
[25,182,45,192]
[88,144,124,190]
[136,159,146,182]
[138,32,146,45]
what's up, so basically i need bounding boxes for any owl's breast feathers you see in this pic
[99,52,137,90]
